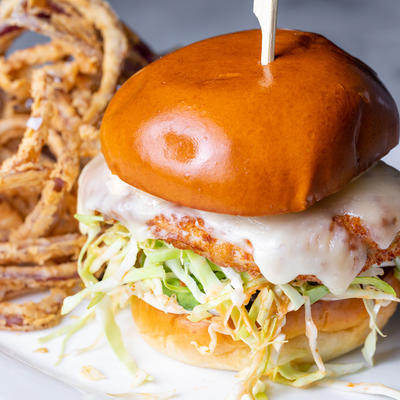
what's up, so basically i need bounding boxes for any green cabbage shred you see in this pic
[42,214,400,399]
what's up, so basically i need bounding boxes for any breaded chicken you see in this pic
[148,214,400,281]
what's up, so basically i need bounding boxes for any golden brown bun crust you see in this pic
[101,29,399,216]
[130,274,399,370]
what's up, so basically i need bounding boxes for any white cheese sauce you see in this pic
[78,155,400,295]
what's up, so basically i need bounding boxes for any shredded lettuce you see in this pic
[361,299,384,367]
[322,286,399,302]
[185,250,223,295]
[45,214,400,400]
[300,283,329,304]
[278,284,305,311]
[321,379,400,399]
[75,213,104,226]
[395,257,400,281]
[162,278,199,310]
[297,275,397,305]
[40,310,94,364]
[276,363,326,387]
[276,362,364,387]
[164,259,206,304]
[304,296,325,373]
[96,296,151,385]
[352,277,397,297]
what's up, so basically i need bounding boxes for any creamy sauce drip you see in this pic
[78,155,400,294]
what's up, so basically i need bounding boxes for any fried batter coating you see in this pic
[148,214,400,280]
[0,288,76,331]
[0,262,79,301]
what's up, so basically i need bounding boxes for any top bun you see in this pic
[101,29,399,216]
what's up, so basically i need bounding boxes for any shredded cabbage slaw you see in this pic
[42,214,400,400]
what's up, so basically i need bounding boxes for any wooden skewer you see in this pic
[253,0,278,65]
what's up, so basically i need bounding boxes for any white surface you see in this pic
[0,305,400,400]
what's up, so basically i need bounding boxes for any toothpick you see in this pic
[253,0,278,65]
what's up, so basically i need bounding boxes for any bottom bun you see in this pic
[130,275,399,371]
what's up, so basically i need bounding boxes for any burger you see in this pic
[63,30,400,398]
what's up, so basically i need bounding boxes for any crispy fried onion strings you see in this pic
[0,0,154,330]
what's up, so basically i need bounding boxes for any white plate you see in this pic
[1,305,400,400]
[1,150,400,400]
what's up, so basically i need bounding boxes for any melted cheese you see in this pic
[78,155,400,295]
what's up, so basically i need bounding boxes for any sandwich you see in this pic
[63,29,400,398]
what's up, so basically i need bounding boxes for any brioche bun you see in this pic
[130,274,399,370]
[101,29,399,216]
